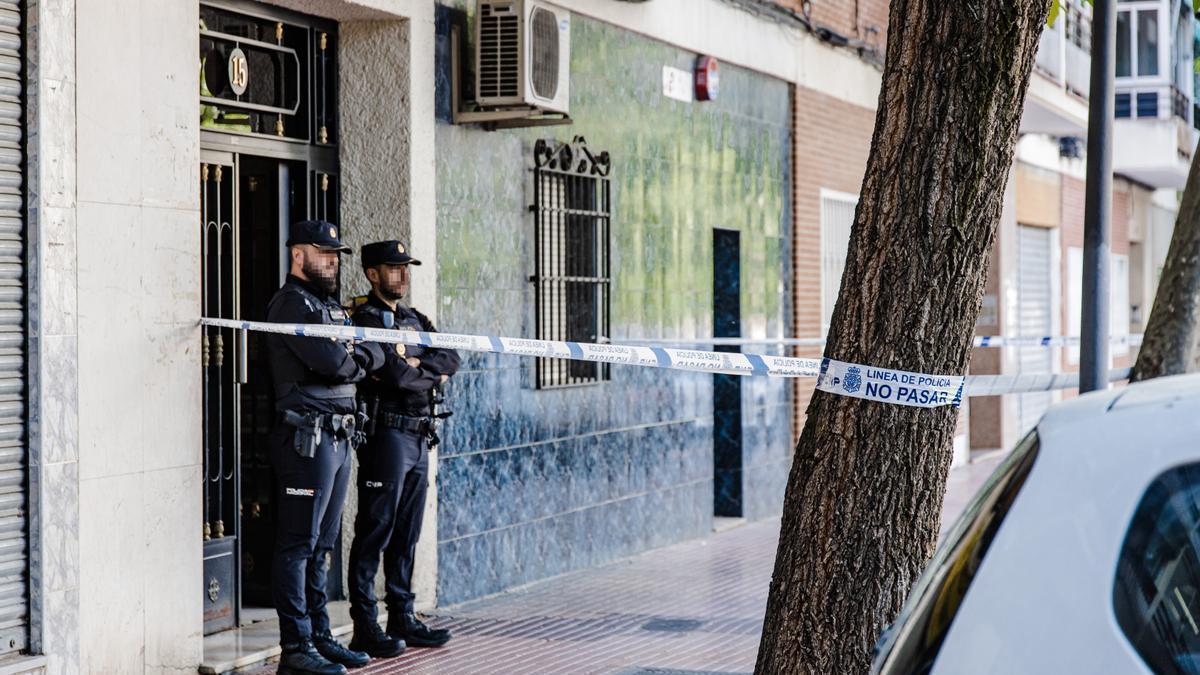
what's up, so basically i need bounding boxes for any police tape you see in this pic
[198,318,1132,410]
[613,334,1145,348]
[965,368,1132,396]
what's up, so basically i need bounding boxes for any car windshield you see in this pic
[870,430,1040,675]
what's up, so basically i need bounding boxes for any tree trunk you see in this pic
[1130,148,1200,382]
[756,3,1048,674]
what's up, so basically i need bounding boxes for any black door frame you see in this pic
[199,0,341,635]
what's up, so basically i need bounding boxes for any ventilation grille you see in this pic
[530,6,559,100]
[479,2,520,99]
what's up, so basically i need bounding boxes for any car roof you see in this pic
[1037,372,1200,435]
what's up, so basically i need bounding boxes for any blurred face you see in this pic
[291,245,340,295]
[367,263,410,303]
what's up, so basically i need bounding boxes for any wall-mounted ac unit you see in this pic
[475,0,570,115]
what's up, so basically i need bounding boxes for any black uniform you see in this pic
[348,293,460,627]
[265,273,384,647]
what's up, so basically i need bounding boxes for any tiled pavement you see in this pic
[248,454,1004,674]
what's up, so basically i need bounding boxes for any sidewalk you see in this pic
[250,455,1002,674]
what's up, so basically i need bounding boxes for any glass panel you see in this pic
[1118,11,1132,77]
[1113,463,1200,674]
[1139,9,1160,76]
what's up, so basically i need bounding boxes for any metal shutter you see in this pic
[1016,225,1053,434]
[0,0,24,655]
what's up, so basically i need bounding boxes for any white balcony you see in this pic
[1036,24,1063,81]
[1065,41,1090,99]
[1113,85,1196,189]
[1022,19,1089,136]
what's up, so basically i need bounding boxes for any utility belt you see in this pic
[275,383,356,401]
[280,409,361,458]
[375,411,435,437]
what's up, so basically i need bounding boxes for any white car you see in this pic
[872,373,1200,675]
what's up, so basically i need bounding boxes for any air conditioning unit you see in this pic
[475,0,570,115]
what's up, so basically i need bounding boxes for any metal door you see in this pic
[1016,225,1054,433]
[201,154,241,634]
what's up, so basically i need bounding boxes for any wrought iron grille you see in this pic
[199,3,337,143]
[201,162,238,546]
[532,137,611,388]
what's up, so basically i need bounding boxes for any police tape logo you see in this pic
[843,366,862,394]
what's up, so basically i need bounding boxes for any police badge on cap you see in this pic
[361,240,422,267]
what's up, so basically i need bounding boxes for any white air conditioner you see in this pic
[474,0,570,115]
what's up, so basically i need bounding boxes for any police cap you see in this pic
[361,240,422,268]
[286,219,352,253]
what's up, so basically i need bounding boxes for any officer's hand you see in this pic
[439,374,449,384]
[353,342,386,372]
[405,356,422,369]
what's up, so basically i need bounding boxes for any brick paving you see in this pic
[249,456,1003,674]
[359,519,776,675]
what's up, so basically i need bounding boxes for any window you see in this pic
[872,432,1041,674]
[1118,7,1161,78]
[1172,7,1190,94]
[820,190,858,336]
[532,137,612,388]
[1139,10,1160,76]
[1118,11,1132,76]
[1113,463,1200,675]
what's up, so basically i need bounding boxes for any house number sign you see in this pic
[228,47,249,96]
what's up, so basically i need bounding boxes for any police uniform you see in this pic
[348,241,461,653]
[265,220,384,674]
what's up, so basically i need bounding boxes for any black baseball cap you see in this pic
[361,240,422,267]
[286,219,352,253]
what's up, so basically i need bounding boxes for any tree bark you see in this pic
[756,3,1048,674]
[1130,149,1200,382]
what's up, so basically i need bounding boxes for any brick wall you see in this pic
[770,0,889,53]
[791,85,877,438]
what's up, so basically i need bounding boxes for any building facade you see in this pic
[11,0,881,672]
[4,0,1185,672]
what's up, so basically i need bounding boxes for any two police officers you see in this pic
[265,221,384,674]
[347,241,460,656]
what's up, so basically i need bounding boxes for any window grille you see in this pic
[532,137,612,388]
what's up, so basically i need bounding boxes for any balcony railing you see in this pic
[1114,85,1194,126]
[1172,86,1190,121]
[1034,16,1092,101]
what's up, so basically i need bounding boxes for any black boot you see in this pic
[388,611,452,648]
[313,632,370,669]
[278,640,347,675]
[349,620,407,658]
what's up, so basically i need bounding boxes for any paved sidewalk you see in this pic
[357,518,775,675]
[251,456,1003,674]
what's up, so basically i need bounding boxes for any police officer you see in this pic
[348,241,460,656]
[265,220,386,674]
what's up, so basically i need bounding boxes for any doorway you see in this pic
[712,229,743,518]
[198,0,341,636]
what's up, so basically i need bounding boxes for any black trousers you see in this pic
[348,427,429,625]
[269,425,352,645]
